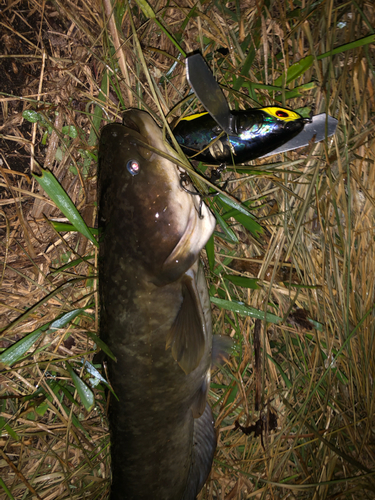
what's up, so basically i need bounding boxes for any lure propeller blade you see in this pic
[186,53,234,135]
[260,113,338,157]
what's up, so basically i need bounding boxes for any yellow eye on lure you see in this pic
[261,107,303,122]
[173,106,308,165]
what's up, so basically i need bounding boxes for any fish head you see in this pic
[99,110,216,285]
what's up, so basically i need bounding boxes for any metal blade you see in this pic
[260,113,338,157]
[186,53,233,135]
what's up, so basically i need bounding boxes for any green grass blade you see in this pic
[32,168,98,247]
[134,0,186,57]
[0,324,49,367]
[217,194,264,236]
[0,309,88,367]
[273,55,314,86]
[86,331,116,361]
[267,354,292,388]
[274,34,375,86]
[50,221,99,235]
[211,297,282,324]
[88,71,108,147]
[213,208,239,244]
[50,308,86,330]
[0,477,15,500]
[217,193,256,218]
[66,363,95,412]
[83,361,118,400]
[316,33,375,60]
[222,274,260,289]
[205,234,215,272]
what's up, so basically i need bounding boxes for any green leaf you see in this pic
[3,423,20,441]
[35,401,49,417]
[32,168,98,247]
[0,279,83,335]
[83,361,118,399]
[267,354,292,388]
[50,221,99,235]
[225,211,263,238]
[222,383,238,406]
[86,331,116,361]
[211,297,282,324]
[279,82,317,101]
[83,360,107,385]
[273,34,375,88]
[0,324,49,367]
[133,0,186,56]
[223,274,260,289]
[294,107,312,118]
[316,33,375,61]
[62,125,78,139]
[217,195,263,236]
[50,254,95,275]
[213,208,239,244]
[22,109,41,123]
[217,193,254,217]
[205,234,215,272]
[134,0,155,18]
[233,45,256,91]
[0,477,16,500]
[273,55,314,86]
[0,308,89,367]
[50,308,85,330]
[66,363,95,412]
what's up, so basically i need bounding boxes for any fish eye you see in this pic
[127,160,140,176]
[276,110,289,117]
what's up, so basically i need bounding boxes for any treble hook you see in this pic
[179,173,205,219]
[179,165,228,219]
[209,164,227,183]
[179,173,201,196]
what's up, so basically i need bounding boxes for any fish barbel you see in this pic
[98,109,217,499]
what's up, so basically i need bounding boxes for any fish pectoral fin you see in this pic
[182,402,217,500]
[166,276,206,375]
[212,335,233,366]
[191,371,210,418]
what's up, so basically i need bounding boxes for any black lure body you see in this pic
[173,106,306,165]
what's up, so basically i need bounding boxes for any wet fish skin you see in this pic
[98,110,217,499]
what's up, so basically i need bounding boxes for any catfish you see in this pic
[98,109,218,499]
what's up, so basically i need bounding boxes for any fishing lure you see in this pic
[173,106,309,164]
[173,53,338,165]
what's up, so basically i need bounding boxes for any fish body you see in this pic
[98,110,217,499]
[173,106,306,164]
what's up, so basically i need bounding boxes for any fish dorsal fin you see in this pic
[166,273,206,374]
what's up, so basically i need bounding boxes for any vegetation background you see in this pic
[0,0,374,498]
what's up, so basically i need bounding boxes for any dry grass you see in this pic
[1,0,375,499]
